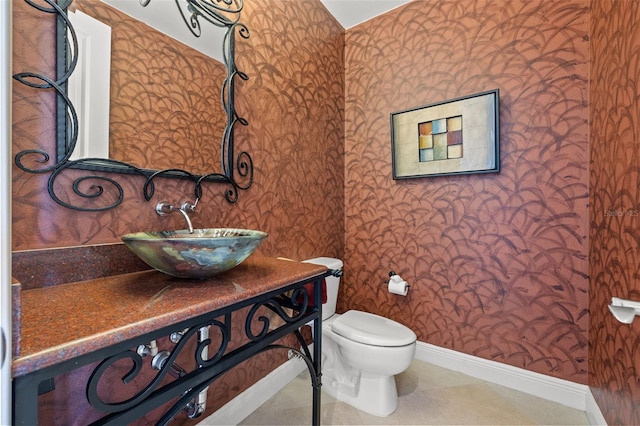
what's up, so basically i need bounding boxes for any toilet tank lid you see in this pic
[303,257,343,270]
[332,310,417,347]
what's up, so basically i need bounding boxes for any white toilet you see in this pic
[303,257,417,417]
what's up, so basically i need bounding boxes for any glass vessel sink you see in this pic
[122,228,268,279]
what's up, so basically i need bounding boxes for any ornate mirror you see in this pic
[13,0,252,211]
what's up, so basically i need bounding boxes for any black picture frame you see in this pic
[391,89,500,179]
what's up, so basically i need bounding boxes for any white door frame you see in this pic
[1,0,13,424]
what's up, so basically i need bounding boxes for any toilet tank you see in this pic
[303,257,343,320]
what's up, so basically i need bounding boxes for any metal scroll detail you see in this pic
[86,315,231,414]
[85,291,315,423]
[245,288,310,340]
[164,0,244,38]
[13,0,252,211]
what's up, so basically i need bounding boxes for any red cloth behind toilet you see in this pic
[297,278,327,307]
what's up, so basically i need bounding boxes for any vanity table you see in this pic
[12,256,327,425]
[11,0,330,422]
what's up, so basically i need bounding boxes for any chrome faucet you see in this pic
[155,200,197,233]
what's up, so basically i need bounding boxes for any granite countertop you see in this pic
[12,257,326,377]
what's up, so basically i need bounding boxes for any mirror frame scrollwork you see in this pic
[13,0,252,211]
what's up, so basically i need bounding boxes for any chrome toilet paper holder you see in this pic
[609,297,640,324]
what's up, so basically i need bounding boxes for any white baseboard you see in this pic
[585,387,608,425]
[415,341,593,412]
[199,341,607,425]
[197,357,307,426]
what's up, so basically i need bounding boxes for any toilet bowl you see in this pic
[303,257,417,417]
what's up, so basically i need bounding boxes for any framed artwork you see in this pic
[391,89,499,179]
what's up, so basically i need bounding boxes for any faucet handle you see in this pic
[181,198,198,213]
[156,202,174,216]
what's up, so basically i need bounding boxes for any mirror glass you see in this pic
[14,0,251,210]
[71,0,228,175]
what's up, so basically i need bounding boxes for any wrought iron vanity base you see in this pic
[13,274,326,425]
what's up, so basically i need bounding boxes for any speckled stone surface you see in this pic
[11,277,21,359]
[12,256,326,377]
[12,243,151,290]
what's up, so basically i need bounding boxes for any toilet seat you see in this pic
[331,310,416,347]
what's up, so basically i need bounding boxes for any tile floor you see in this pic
[238,360,590,425]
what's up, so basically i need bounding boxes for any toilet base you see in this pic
[323,371,399,417]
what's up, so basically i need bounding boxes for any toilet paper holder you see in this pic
[388,271,410,287]
[609,297,640,324]
[385,271,411,287]
[387,271,410,296]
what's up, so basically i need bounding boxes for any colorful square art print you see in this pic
[391,90,499,179]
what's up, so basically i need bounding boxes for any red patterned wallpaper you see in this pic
[589,1,640,424]
[342,0,590,384]
[11,0,344,259]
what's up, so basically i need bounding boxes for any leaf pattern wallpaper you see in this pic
[589,1,640,425]
[10,0,640,423]
[12,0,345,257]
[342,0,590,384]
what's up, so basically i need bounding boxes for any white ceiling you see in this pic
[320,0,412,29]
[99,0,412,61]
[101,0,226,61]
